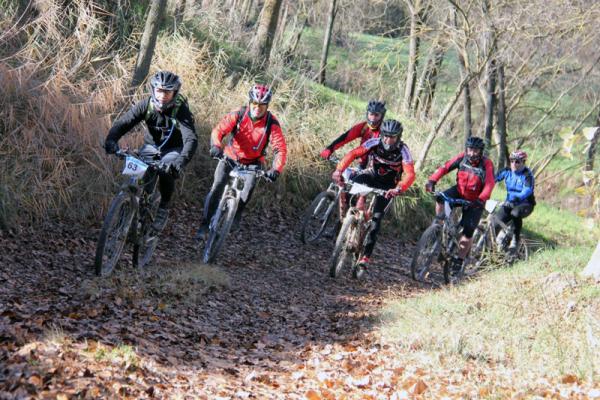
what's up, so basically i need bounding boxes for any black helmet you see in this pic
[465,136,485,150]
[150,71,182,109]
[465,136,485,163]
[380,119,403,137]
[379,119,403,151]
[366,100,386,128]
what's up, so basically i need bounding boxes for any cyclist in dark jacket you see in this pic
[332,119,416,274]
[320,100,386,168]
[494,150,535,250]
[425,136,495,273]
[104,71,198,231]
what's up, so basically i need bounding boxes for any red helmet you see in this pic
[510,150,528,162]
[248,84,272,104]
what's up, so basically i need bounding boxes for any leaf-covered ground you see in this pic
[1,205,598,399]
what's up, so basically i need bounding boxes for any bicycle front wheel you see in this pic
[329,213,357,278]
[203,197,237,264]
[133,191,161,270]
[95,192,136,277]
[300,191,337,244]
[410,223,442,282]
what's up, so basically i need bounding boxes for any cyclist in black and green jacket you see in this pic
[104,71,198,231]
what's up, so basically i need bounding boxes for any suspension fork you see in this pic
[338,190,349,222]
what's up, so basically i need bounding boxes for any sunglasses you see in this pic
[510,159,523,164]
[250,101,267,107]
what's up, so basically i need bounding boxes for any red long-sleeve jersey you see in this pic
[429,152,495,201]
[211,107,287,172]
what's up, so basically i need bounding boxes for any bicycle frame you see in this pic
[433,192,472,276]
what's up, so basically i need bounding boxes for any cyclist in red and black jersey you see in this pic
[332,120,416,273]
[320,100,386,168]
[425,136,495,272]
[198,84,287,236]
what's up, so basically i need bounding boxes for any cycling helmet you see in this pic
[366,100,386,128]
[248,84,272,104]
[465,136,485,150]
[465,136,485,163]
[510,149,528,162]
[379,119,403,150]
[150,71,182,109]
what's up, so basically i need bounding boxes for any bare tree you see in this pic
[318,0,338,84]
[131,0,168,89]
[413,35,445,118]
[495,62,508,169]
[416,72,475,170]
[481,0,496,148]
[401,0,427,113]
[251,0,284,67]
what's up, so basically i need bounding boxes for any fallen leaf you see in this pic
[305,389,321,400]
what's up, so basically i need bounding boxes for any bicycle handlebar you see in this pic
[433,191,473,207]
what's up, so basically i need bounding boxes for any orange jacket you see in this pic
[336,139,416,192]
[211,107,287,172]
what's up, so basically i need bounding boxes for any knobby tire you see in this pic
[203,197,237,264]
[329,213,357,278]
[95,192,135,277]
[410,223,442,282]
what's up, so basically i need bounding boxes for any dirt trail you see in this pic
[1,204,429,399]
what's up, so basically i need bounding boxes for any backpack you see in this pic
[145,94,187,125]
[230,106,276,155]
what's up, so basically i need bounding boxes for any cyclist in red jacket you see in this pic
[332,119,416,273]
[320,100,386,168]
[425,136,495,273]
[198,84,287,236]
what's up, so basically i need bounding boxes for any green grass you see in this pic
[380,245,600,381]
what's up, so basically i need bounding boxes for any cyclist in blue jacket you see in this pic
[494,150,536,250]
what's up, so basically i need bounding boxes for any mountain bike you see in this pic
[470,200,529,266]
[328,180,389,280]
[201,158,271,264]
[95,148,165,276]
[299,156,341,244]
[410,192,472,284]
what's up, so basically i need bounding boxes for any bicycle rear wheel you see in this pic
[300,191,337,244]
[203,197,237,264]
[410,224,442,282]
[132,191,161,269]
[95,192,135,277]
[329,213,357,278]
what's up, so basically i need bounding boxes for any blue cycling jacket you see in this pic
[495,167,536,204]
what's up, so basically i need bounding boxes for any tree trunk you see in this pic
[495,63,508,169]
[415,45,445,118]
[416,72,474,170]
[251,0,283,67]
[483,58,496,147]
[318,0,337,84]
[201,0,212,9]
[451,5,472,141]
[131,0,168,89]
[402,0,423,114]
[183,0,196,20]
[585,110,600,172]
[273,0,289,52]
[284,16,308,62]
[174,0,185,23]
